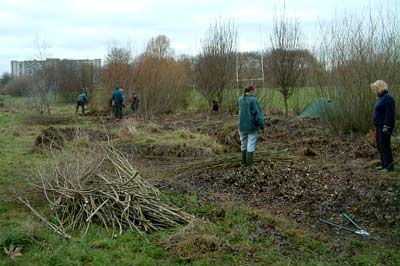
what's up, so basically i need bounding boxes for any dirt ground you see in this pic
[108,112,399,244]
[39,112,399,243]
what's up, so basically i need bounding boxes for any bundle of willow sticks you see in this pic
[176,146,298,172]
[20,142,192,239]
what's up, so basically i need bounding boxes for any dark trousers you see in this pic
[76,102,85,114]
[376,126,394,170]
[114,103,123,119]
[131,103,138,113]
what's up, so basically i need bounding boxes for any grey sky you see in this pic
[0,0,398,74]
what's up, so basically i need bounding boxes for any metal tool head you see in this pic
[355,230,370,236]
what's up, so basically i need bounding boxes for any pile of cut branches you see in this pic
[20,142,193,239]
[176,144,298,172]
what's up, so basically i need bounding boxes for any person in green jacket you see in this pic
[111,87,124,119]
[238,85,265,166]
[76,92,87,114]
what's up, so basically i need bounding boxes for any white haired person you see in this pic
[238,85,265,166]
[371,80,395,172]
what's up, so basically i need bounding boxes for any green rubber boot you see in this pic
[246,152,254,167]
[241,151,247,165]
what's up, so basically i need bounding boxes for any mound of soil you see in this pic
[172,159,399,243]
[35,127,111,148]
[265,115,378,160]
[35,127,65,149]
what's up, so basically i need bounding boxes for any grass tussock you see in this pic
[118,119,224,154]
[163,220,226,260]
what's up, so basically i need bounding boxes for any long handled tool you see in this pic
[320,212,370,236]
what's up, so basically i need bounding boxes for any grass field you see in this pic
[187,87,319,115]
[1,94,399,266]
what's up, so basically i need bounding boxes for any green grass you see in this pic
[186,87,318,114]
[1,95,399,265]
[263,87,319,114]
[185,90,209,113]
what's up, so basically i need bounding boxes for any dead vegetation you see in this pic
[3,245,23,260]
[117,117,224,157]
[21,141,193,238]
[139,114,399,242]
[23,112,400,244]
[25,114,80,125]
[176,143,297,172]
[123,143,214,159]
[163,220,226,260]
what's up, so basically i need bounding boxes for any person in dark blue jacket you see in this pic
[131,93,140,113]
[371,80,395,172]
[238,85,265,166]
[76,92,87,114]
[111,87,124,119]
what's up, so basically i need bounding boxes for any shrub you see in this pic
[315,10,400,132]
[1,77,32,96]
[88,87,112,115]
[133,54,190,118]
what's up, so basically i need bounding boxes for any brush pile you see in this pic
[21,142,193,238]
[176,143,297,172]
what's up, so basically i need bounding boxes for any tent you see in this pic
[300,97,335,118]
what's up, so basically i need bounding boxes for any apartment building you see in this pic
[11,58,101,77]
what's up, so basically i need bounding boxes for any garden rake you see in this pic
[320,212,370,236]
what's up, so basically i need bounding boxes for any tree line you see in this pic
[1,7,399,132]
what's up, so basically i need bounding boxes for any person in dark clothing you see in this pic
[212,100,219,113]
[371,80,395,172]
[76,92,87,114]
[111,88,124,119]
[238,85,265,166]
[131,93,140,113]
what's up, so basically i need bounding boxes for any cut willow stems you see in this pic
[177,146,297,172]
[21,142,193,238]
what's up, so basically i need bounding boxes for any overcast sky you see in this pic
[0,0,398,74]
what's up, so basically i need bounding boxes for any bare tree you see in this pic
[28,35,59,114]
[145,35,173,59]
[1,76,31,96]
[102,46,133,92]
[133,35,190,118]
[56,61,100,102]
[266,9,305,117]
[315,8,400,132]
[80,63,100,98]
[56,60,80,102]
[194,19,238,109]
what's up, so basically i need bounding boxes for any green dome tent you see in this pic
[300,98,336,118]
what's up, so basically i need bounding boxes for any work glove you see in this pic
[382,125,391,135]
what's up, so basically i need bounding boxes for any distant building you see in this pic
[10,58,101,77]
